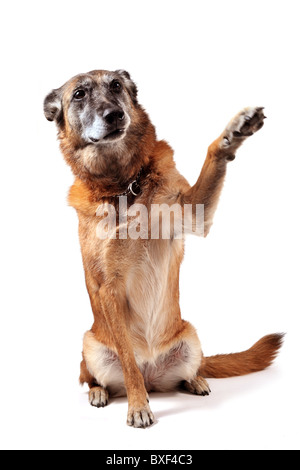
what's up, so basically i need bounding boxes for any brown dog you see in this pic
[44,69,283,428]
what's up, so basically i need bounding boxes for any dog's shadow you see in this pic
[105,367,280,422]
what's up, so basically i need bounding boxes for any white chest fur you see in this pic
[125,238,184,356]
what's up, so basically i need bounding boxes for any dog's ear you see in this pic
[44,87,64,124]
[115,70,138,104]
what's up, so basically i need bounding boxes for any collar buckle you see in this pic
[128,180,141,196]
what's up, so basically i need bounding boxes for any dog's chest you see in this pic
[125,238,184,350]
[78,210,184,350]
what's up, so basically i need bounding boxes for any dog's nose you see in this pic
[103,108,125,125]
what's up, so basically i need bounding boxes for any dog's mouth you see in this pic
[103,128,126,141]
[88,129,125,144]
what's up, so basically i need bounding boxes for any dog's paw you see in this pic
[183,376,211,396]
[89,386,109,408]
[220,107,266,158]
[127,403,155,429]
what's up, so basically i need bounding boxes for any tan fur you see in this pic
[44,70,283,427]
[200,334,284,378]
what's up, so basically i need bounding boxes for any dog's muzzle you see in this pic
[87,107,127,143]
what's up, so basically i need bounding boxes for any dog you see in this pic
[44,69,283,428]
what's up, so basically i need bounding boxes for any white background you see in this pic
[1,0,299,450]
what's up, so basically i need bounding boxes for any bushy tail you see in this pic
[199,333,284,378]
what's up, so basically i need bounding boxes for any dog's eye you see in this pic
[73,89,86,100]
[111,80,122,93]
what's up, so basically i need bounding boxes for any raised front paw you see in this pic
[220,106,266,159]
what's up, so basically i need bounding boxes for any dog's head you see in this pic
[44,70,156,184]
[44,70,139,144]
[44,70,156,183]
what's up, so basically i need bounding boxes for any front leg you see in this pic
[181,107,266,235]
[99,284,154,428]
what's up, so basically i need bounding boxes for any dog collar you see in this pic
[115,169,143,198]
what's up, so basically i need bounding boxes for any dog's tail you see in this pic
[199,333,284,378]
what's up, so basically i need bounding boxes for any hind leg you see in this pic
[89,385,109,408]
[144,323,206,394]
[182,375,211,396]
[79,354,110,408]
